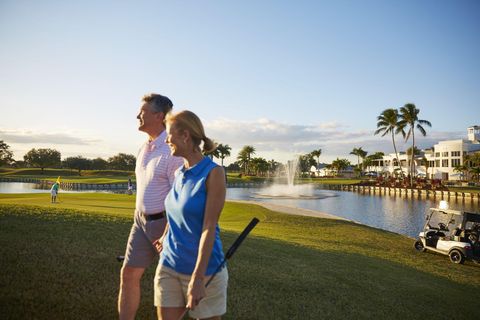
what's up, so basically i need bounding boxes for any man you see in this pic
[118,93,183,320]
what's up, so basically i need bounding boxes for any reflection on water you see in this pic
[0,182,47,193]
[227,187,480,237]
[251,184,338,200]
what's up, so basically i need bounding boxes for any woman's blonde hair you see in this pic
[166,110,217,153]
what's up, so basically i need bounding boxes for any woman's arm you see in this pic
[153,222,169,253]
[187,166,226,309]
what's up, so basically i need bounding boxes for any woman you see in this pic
[154,110,227,320]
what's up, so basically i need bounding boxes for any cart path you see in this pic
[227,200,350,221]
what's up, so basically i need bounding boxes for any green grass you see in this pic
[0,193,135,216]
[299,178,362,185]
[1,193,479,319]
[225,173,361,185]
[1,168,134,184]
[447,186,480,194]
[226,173,273,184]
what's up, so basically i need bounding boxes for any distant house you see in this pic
[365,126,480,181]
[310,164,355,178]
[310,163,328,177]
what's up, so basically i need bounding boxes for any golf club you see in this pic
[176,217,260,320]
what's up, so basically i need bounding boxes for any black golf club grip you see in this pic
[225,217,259,259]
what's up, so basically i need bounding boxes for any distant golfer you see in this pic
[118,94,183,320]
[127,178,133,195]
[50,182,59,203]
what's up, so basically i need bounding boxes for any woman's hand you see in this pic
[187,277,206,310]
[152,237,164,253]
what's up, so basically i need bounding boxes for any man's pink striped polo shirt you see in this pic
[135,130,183,214]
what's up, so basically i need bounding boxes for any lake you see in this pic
[226,186,479,238]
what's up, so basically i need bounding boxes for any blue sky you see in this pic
[1,0,479,164]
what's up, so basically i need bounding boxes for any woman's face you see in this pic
[165,122,186,157]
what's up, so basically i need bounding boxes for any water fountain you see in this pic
[251,158,337,200]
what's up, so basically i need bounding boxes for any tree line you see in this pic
[0,143,136,175]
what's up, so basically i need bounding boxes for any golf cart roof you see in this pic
[429,208,463,215]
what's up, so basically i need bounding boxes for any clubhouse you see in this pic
[365,126,480,181]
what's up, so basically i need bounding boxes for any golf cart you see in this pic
[414,202,480,264]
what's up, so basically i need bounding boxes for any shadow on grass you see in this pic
[0,205,479,320]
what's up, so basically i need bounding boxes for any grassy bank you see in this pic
[447,186,480,194]
[0,168,134,184]
[1,168,370,187]
[1,194,479,319]
[226,172,361,185]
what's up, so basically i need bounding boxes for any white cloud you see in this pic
[0,128,109,160]
[0,129,100,145]
[205,118,466,164]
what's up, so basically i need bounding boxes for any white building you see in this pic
[366,126,480,181]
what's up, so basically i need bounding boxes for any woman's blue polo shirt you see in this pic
[160,156,225,275]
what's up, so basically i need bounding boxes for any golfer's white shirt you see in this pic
[135,131,183,214]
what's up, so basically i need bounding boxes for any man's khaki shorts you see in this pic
[154,264,228,319]
[123,210,166,268]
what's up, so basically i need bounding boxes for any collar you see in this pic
[145,131,166,151]
[181,156,211,177]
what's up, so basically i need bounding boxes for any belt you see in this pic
[141,211,166,221]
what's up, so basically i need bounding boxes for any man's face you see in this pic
[136,102,162,133]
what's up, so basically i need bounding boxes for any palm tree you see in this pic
[331,158,351,176]
[251,157,269,176]
[420,156,430,179]
[374,108,403,178]
[204,146,220,160]
[216,143,231,167]
[268,159,280,176]
[398,103,432,186]
[465,153,480,182]
[237,145,256,174]
[465,153,480,168]
[469,167,480,182]
[454,165,468,181]
[350,147,367,174]
[310,149,322,176]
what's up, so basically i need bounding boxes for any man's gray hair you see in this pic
[142,93,173,114]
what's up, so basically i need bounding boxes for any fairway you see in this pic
[1,193,479,319]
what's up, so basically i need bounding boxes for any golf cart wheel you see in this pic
[414,239,425,252]
[449,249,465,264]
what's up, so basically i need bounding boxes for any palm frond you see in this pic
[416,124,427,136]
